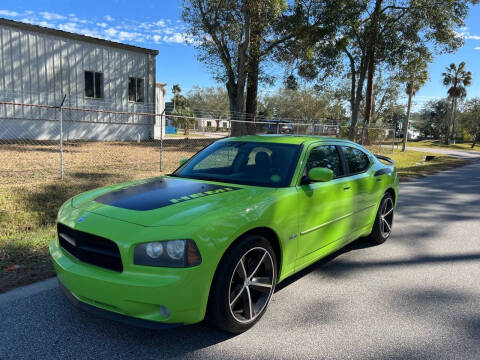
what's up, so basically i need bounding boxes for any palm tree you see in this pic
[398,51,429,152]
[172,84,181,111]
[402,78,426,152]
[442,62,472,144]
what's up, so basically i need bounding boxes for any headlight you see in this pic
[134,240,201,267]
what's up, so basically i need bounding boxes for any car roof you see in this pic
[224,134,359,147]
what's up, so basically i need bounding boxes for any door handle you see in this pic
[343,186,351,191]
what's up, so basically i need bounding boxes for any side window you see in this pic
[128,77,144,102]
[85,71,103,99]
[305,145,343,178]
[341,146,370,174]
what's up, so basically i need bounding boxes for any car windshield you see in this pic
[172,141,301,187]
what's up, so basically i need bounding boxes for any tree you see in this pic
[359,0,475,144]
[260,86,346,122]
[171,107,196,135]
[461,98,480,148]
[285,0,477,142]
[182,0,290,136]
[172,84,181,111]
[397,48,429,151]
[187,86,230,131]
[442,61,472,144]
[417,99,450,140]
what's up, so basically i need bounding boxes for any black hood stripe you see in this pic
[94,178,242,211]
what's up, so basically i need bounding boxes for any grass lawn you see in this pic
[0,142,468,293]
[379,148,468,179]
[408,139,480,152]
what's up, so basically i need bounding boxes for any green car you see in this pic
[50,135,398,333]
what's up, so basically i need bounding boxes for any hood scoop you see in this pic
[94,177,242,211]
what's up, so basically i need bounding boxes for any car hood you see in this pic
[70,176,274,227]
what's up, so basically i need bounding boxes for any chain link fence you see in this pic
[0,93,396,186]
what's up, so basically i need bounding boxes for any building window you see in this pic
[129,77,144,102]
[223,122,227,128]
[85,71,103,99]
[206,121,212,127]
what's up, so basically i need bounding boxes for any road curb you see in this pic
[0,277,57,304]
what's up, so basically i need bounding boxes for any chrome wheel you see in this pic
[380,197,394,238]
[228,247,275,323]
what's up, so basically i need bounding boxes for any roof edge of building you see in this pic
[0,17,159,56]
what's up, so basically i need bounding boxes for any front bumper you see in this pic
[50,239,209,326]
[58,280,181,329]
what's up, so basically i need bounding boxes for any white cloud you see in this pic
[40,11,66,21]
[1,9,189,46]
[457,30,480,40]
[474,46,480,50]
[104,28,118,37]
[0,9,19,17]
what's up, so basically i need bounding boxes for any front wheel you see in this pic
[367,193,394,244]
[206,235,277,333]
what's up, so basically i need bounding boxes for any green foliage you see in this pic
[171,108,196,135]
[260,87,346,122]
[442,61,472,100]
[460,98,480,145]
[416,99,450,139]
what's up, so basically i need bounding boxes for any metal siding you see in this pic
[0,23,156,140]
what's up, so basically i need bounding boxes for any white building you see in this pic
[0,17,166,140]
[197,118,230,131]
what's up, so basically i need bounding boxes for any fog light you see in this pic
[159,305,171,318]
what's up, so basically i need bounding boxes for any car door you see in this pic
[339,145,380,234]
[295,144,356,267]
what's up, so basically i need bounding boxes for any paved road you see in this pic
[406,146,480,160]
[1,152,480,360]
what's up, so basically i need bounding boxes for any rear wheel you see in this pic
[206,235,277,333]
[368,193,394,244]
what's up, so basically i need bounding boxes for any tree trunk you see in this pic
[361,0,382,145]
[402,86,414,152]
[245,1,261,136]
[348,57,367,141]
[445,97,455,144]
[245,47,260,136]
[362,50,375,144]
[452,98,457,144]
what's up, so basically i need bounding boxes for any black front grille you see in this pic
[57,223,123,272]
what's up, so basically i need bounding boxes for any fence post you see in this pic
[58,94,67,180]
[160,110,165,172]
[391,127,395,153]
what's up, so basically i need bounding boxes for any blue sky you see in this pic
[1,0,479,106]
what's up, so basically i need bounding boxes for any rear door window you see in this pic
[341,146,370,174]
[305,145,343,178]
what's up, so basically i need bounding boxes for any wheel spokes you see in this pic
[235,257,247,280]
[248,251,267,279]
[249,277,273,293]
[382,217,392,232]
[243,286,253,320]
[228,247,275,323]
[383,207,393,217]
[230,285,245,307]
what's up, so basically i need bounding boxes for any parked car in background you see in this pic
[262,120,293,134]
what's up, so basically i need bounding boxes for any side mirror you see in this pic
[179,158,189,166]
[308,167,334,183]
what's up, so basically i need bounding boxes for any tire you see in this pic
[367,193,395,244]
[206,235,277,333]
